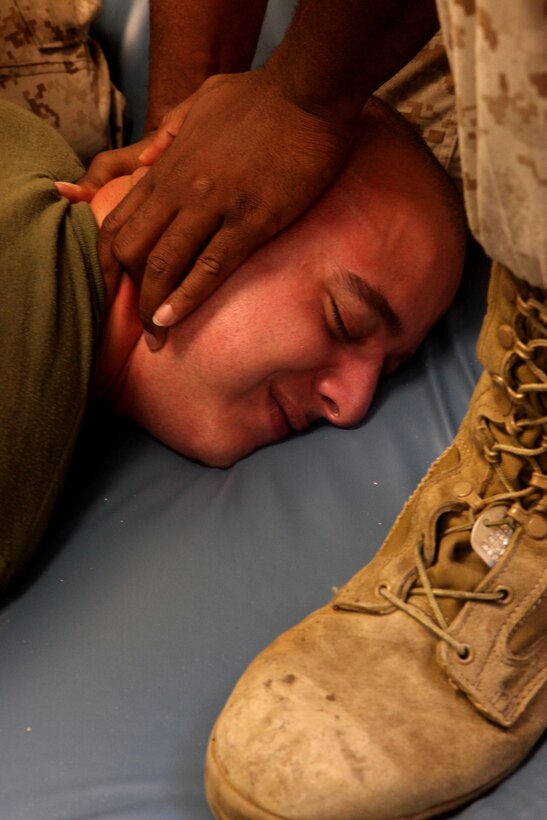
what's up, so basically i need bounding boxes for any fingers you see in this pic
[151,243,236,327]
[75,138,154,198]
[149,219,271,330]
[105,193,174,278]
[55,140,155,204]
[138,99,193,166]
[95,71,349,354]
[98,170,170,290]
[137,124,177,167]
[100,166,263,352]
[55,181,94,203]
[138,211,223,337]
[137,131,174,168]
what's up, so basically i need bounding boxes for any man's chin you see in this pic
[196,450,243,470]
[174,434,259,469]
[181,426,292,468]
[152,419,285,468]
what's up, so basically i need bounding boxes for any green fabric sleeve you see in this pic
[0,100,105,594]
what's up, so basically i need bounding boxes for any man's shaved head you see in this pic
[94,98,467,466]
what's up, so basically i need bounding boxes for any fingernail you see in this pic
[143,330,162,351]
[153,303,175,327]
[55,181,80,192]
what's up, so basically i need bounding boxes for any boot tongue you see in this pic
[422,514,488,623]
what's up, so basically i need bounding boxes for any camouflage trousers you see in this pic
[0,1,458,181]
[376,30,461,187]
[3,2,542,291]
[382,1,546,289]
[434,0,547,288]
[0,0,125,164]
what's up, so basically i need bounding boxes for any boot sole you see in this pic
[205,726,522,820]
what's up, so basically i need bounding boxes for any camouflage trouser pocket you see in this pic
[0,0,126,163]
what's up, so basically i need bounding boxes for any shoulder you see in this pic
[0,99,84,183]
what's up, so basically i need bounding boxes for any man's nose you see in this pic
[313,358,381,427]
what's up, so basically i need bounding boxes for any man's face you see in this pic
[124,135,463,467]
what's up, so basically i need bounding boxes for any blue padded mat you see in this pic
[0,2,544,818]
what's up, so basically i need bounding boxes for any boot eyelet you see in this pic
[456,644,474,664]
[376,582,391,599]
[495,585,514,605]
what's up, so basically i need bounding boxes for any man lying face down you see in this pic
[0,97,465,594]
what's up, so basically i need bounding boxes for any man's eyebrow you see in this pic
[336,267,403,336]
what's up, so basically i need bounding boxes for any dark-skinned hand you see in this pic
[56,136,155,204]
[98,69,353,349]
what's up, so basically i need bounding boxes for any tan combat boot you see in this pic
[205,262,547,820]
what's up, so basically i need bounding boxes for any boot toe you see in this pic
[205,604,542,820]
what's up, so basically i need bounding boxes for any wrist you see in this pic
[264,48,367,136]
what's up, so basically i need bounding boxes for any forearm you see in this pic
[266,0,439,132]
[146,0,268,131]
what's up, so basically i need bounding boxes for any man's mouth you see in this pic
[270,386,308,435]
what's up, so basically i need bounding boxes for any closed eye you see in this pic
[330,296,352,343]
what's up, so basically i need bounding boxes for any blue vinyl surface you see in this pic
[0,3,544,818]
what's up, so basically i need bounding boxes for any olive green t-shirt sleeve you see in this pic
[0,100,105,594]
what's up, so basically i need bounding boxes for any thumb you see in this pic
[138,97,194,165]
[72,138,156,198]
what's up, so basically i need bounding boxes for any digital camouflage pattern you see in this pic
[0,1,544,284]
[0,0,125,163]
[436,0,547,286]
[380,3,546,286]
[376,31,461,186]
[0,4,462,182]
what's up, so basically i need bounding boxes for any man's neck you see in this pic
[92,274,143,404]
[88,177,143,405]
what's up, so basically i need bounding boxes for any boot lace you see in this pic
[338,283,547,659]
